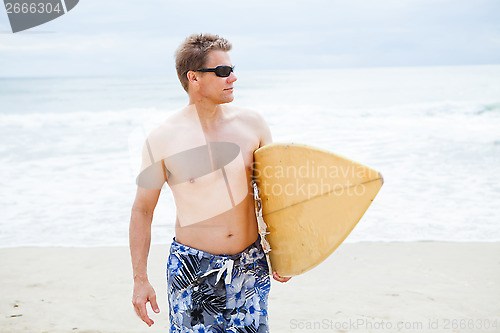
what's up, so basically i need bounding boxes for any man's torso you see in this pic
[150,104,262,255]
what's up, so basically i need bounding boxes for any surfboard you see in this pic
[253,143,383,277]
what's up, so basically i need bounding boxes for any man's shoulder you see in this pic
[145,108,188,139]
[224,105,271,145]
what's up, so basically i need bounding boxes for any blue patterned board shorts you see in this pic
[166,236,271,333]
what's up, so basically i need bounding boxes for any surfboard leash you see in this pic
[252,180,273,275]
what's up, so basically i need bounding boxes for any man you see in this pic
[129,33,290,332]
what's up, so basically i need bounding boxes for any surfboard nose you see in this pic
[378,172,384,186]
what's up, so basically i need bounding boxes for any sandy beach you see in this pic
[1,242,499,333]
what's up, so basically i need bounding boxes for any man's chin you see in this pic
[220,95,234,104]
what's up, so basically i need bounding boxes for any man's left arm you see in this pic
[257,113,272,148]
[253,111,291,283]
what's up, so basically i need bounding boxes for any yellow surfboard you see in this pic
[253,143,383,277]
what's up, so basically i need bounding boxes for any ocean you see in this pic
[1,65,499,247]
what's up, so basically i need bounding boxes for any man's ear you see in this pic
[187,71,199,88]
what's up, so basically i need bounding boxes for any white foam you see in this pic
[1,66,499,247]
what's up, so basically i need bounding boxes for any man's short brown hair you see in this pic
[175,33,232,92]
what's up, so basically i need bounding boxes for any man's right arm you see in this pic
[129,186,161,327]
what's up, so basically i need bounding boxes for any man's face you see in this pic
[197,50,237,105]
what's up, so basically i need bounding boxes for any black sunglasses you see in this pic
[194,65,235,77]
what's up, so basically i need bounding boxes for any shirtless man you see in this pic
[129,33,290,332]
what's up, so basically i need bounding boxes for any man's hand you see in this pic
[272,271,292,283]
[132,278,160,327]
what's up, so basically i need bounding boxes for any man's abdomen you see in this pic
[174,196,259,255]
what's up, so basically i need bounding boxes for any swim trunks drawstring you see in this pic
[200,258,234,285]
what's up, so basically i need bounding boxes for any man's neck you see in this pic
[188,99,225,126]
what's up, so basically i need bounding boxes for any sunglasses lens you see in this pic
[216,66,233,77]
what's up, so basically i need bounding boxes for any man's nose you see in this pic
[227,72,237,83]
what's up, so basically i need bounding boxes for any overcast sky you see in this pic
[0,0,499,77]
